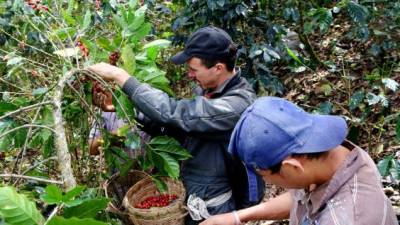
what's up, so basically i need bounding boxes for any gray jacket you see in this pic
[122,71,256,185]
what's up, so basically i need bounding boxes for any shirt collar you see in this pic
[308,140,361,214]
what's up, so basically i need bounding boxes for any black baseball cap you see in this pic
[171,26,233,64]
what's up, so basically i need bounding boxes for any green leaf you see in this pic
[314,8,333,33]
[130,23,151,43]
[143,39,171,49]
[113,88,135,120]
[0,102,17,116]
[155,152,180,179]
[347,1,369,24]
[286,47,303,66]
[40,185,63,204]
[150,136,191,160]
[134,5,147,17]
[125,132,140,150]
[151,176,167,193]
[51,27,77,41]
[149,136,176,145]
[81,10,92,31]
[128,14,145,31]
[377,155,394,177]
[315,102,333,115]
[0,186,45,225]
[112,14,128,30]
[96,37,115,52]
[63,186,85,203]
[63,198,109,219]
[129,0,139,9]
[61,10,76,26]
[47,216,108,225]
[349,90,364,111]
[121,45,136,75]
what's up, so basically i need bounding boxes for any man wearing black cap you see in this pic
[88,26,264,224]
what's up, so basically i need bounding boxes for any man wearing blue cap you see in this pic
[88,26,265,224]
[201,97,397,225]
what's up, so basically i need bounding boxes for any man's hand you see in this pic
[199,213,237,225]
[92,81,115,112]
[88,62,130,86]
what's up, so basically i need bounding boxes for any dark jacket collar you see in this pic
[203,69,242,98]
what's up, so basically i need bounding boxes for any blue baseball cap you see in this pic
[228,97,348,201]
[171,26,233,64]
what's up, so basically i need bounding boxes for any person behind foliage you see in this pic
[88,26,265,224]
[88,81,148,172]
[200,97,397,225]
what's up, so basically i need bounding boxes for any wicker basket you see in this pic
[123,177,187,225]
[103,170,150,224]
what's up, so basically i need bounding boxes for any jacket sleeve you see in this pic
[122,77,254,133]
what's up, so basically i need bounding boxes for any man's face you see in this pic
[186,57,219,90]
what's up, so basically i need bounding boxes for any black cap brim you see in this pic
[171,51,190,65]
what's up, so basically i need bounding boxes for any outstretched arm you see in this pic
[200,192,292,225]
[88,63,255,133]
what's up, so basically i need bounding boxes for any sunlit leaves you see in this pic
[81,10,92,31]
[63,198,109,219]
[121,45,136,75]
[40,185,85,207]
[0,186,45,225]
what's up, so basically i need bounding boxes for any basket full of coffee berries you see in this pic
[123,177,187,225]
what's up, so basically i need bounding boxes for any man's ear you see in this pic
[282,158,305,173]
[214,63,224,72]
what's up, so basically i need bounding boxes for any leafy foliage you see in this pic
[0,186,44,225]
[141,136,191,180]
[377,154,399,180]
[47,216,108,225]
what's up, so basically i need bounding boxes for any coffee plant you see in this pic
[0,0,190,224]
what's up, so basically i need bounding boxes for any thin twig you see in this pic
[21,156,58,175]
[0,174,63,184]
[0,124,55,140]
[0,77,24,91]
[12,103,46,184]
[0,101,53,121]
[45,203,63,225]
[0,28,55,58]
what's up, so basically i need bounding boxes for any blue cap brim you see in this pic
[171,51,190,64]
[228,115,261,202]
[293,114,347,154]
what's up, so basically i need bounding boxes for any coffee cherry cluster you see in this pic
[135,194,178,209]
[92,80,105,94]
[76,40,89,58]
[25,0,48,12]
[108,51,120,66]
